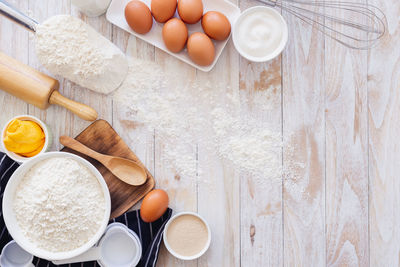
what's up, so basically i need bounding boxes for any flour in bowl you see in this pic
[13,156,106,252]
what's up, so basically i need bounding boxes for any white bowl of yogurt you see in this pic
[2,152,111,261]
[163,212,211,261]
[233,6,288,62]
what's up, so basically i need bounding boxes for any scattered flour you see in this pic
[32,14,285,180]
[114,59,198,178]
[13,157,105,252]
[35,15,128,94]
[113,57,283,181]
[212,108,282,179]
[32,13,296,184]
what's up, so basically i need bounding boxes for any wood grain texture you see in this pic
[369,0,400,265]
[0,0,28,127]
[112,23,156,213]
[282,5,326,266]
[2,0,400,266]
[61,120,155,219]
[197,20,240,267]
[239,1,283,266]
[239,58,283,266]
[154,42,198,267]
[325,1,369,265]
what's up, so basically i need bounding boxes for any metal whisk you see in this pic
[255,0,387,49]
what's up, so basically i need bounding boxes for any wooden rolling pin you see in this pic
[0,52,98,121]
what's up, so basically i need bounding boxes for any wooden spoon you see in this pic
[60,136,147,186]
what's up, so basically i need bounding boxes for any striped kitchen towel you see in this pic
[0,152,172,267]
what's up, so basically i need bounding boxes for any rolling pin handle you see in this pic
[49,91,98,121]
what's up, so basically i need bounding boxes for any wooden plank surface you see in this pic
[239,58,282,266]
[154,40,198,267]
[0,0,28,128]
[369,0,400,266]
[1,0,400,266]
[197,23,240,266]
[239,1,282,266]
[325,1,369,265]
[282,5,326,267]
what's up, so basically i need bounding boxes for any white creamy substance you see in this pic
[13,157,105,252]
[235,9,284,58]
[35,15,128,94]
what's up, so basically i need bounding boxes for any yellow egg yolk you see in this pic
[3,119,45,157]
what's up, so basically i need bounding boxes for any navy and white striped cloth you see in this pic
[0,152,172,267]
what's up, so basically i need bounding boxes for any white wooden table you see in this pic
[0,0,399,266]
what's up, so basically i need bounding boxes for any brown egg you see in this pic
[151,0,177,23]
[177,0,203,24]
[162,18,188,53]
[125,0,153,34]
[187,32,215,66]
[140,189,169,222]
[202,11,231,41]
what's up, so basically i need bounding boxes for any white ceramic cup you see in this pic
[52,223,142,267]
[0,241,34,267]
[232,6,288,62]
[1,115,52,163]
[163,212,211,261]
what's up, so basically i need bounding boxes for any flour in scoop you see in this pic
[35,15,128,94]
[13,157,105,252]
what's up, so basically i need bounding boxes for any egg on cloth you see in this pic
[187,32,215,66]
[151,0,177,23]
[140,189,169,222]
[162,18,188,53]
[125,0,153,34]
[202,11,231,41]
[177,0,203,24]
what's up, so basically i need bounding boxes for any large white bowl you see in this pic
[2,152,111,261]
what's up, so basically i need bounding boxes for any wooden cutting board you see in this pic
[61,119,155,219]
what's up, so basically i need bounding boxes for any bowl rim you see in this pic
[163,211,211,261]
[0,240,34,266]
[1,115,50,163]
[98,222,142,266]
[232,6,289,62]
[2,151,111,261]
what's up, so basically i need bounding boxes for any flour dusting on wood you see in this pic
[113,58,283,181]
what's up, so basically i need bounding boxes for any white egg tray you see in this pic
[106,0,241,72]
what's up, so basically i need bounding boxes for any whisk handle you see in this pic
[0,0,37,32]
